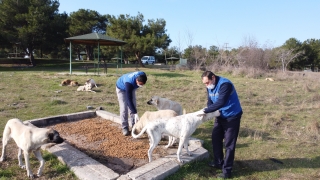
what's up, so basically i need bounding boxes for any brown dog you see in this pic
[60,79,78,86]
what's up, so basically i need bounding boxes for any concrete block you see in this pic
[127,158,179,180]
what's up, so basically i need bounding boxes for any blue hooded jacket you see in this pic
[204,76,242,119]
[116,71,146,114]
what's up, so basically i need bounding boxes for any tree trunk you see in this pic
[29,47,36,66]
[135,51,145,67]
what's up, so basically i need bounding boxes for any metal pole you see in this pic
[121,46,123,74]
[69,41,72,74]
[98,41,100,75]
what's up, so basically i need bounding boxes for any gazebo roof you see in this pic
[64,32,127,46]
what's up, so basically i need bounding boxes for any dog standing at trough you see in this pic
[132,110,220,163]
[133,109,178,148]
[0,118,64,178]
[147,96,184,115]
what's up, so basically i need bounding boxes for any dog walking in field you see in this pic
[133,110,178,148]
[147,96,184,115]
[132,110,220,163]
[0,118,64,178]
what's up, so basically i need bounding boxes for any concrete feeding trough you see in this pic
[26,110,210,180]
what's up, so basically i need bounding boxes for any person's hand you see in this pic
[134,114,140,123]
[196,108,206,116]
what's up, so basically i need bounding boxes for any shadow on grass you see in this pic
[234,156,320,175]
[167,156,320,179]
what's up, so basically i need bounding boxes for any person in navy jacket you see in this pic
[201,71,243,179]
[116,71,147,136]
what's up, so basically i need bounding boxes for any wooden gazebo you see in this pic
[64,32,127,74]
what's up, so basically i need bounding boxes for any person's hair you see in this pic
[201,71,215,80]
[137,74,147,84]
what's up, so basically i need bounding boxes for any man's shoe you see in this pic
[208,162,222,169]
[122,128,129,136]
[218,173,231,179]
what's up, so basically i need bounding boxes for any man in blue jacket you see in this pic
[201,71,242,179]
[116,71,147,136]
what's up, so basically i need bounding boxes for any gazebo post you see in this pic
[121,46,123,74]
[69,41,72,74]
[98,41,100,75]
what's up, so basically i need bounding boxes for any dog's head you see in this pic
[84,83,93,90]
[147,96,159,105]
[61,79,71,86]
[48,129,64,144]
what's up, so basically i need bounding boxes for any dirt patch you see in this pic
[50,117,176,174]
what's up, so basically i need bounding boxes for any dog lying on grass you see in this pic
[147,96,184,115]
[0,118,64,178]
[60,79,78,86]
[77,79,97,93]
[77,83,96,93]
[86,78,98,88]
[132,110,220,163]
[133,110,178,148]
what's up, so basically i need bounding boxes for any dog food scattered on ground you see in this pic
[50,117,175,174]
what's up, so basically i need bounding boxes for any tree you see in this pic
[0,0,64,66]
[301,39,320,71]
[276,47,304,72]
[105,12,171,66]
[68,9,108,60]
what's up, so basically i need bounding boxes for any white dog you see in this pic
[0,118,64,178]
[265,78,275,81]
[77,83,96,93]
[133,110,178,148]
[132,110,220,163]
[86,78,98,88]
[147,96,184,115]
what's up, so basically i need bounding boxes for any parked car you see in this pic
[141,56,155,65]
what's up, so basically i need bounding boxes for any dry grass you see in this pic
[0,66,320,180]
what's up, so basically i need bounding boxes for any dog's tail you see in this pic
[131,124,147,138]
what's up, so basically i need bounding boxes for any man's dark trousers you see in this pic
[211,114,242,175]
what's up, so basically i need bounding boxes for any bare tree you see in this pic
[277,48,304,72]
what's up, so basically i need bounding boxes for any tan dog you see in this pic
[132,110,220,163]
[133,110,178,148]
[265,78,275,81]
[0,118,64,178]
[60,79,78,86]
[147,96,184,115]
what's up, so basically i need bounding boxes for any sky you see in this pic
[58,0,320,50]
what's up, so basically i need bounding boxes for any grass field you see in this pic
[0,60,319,179]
